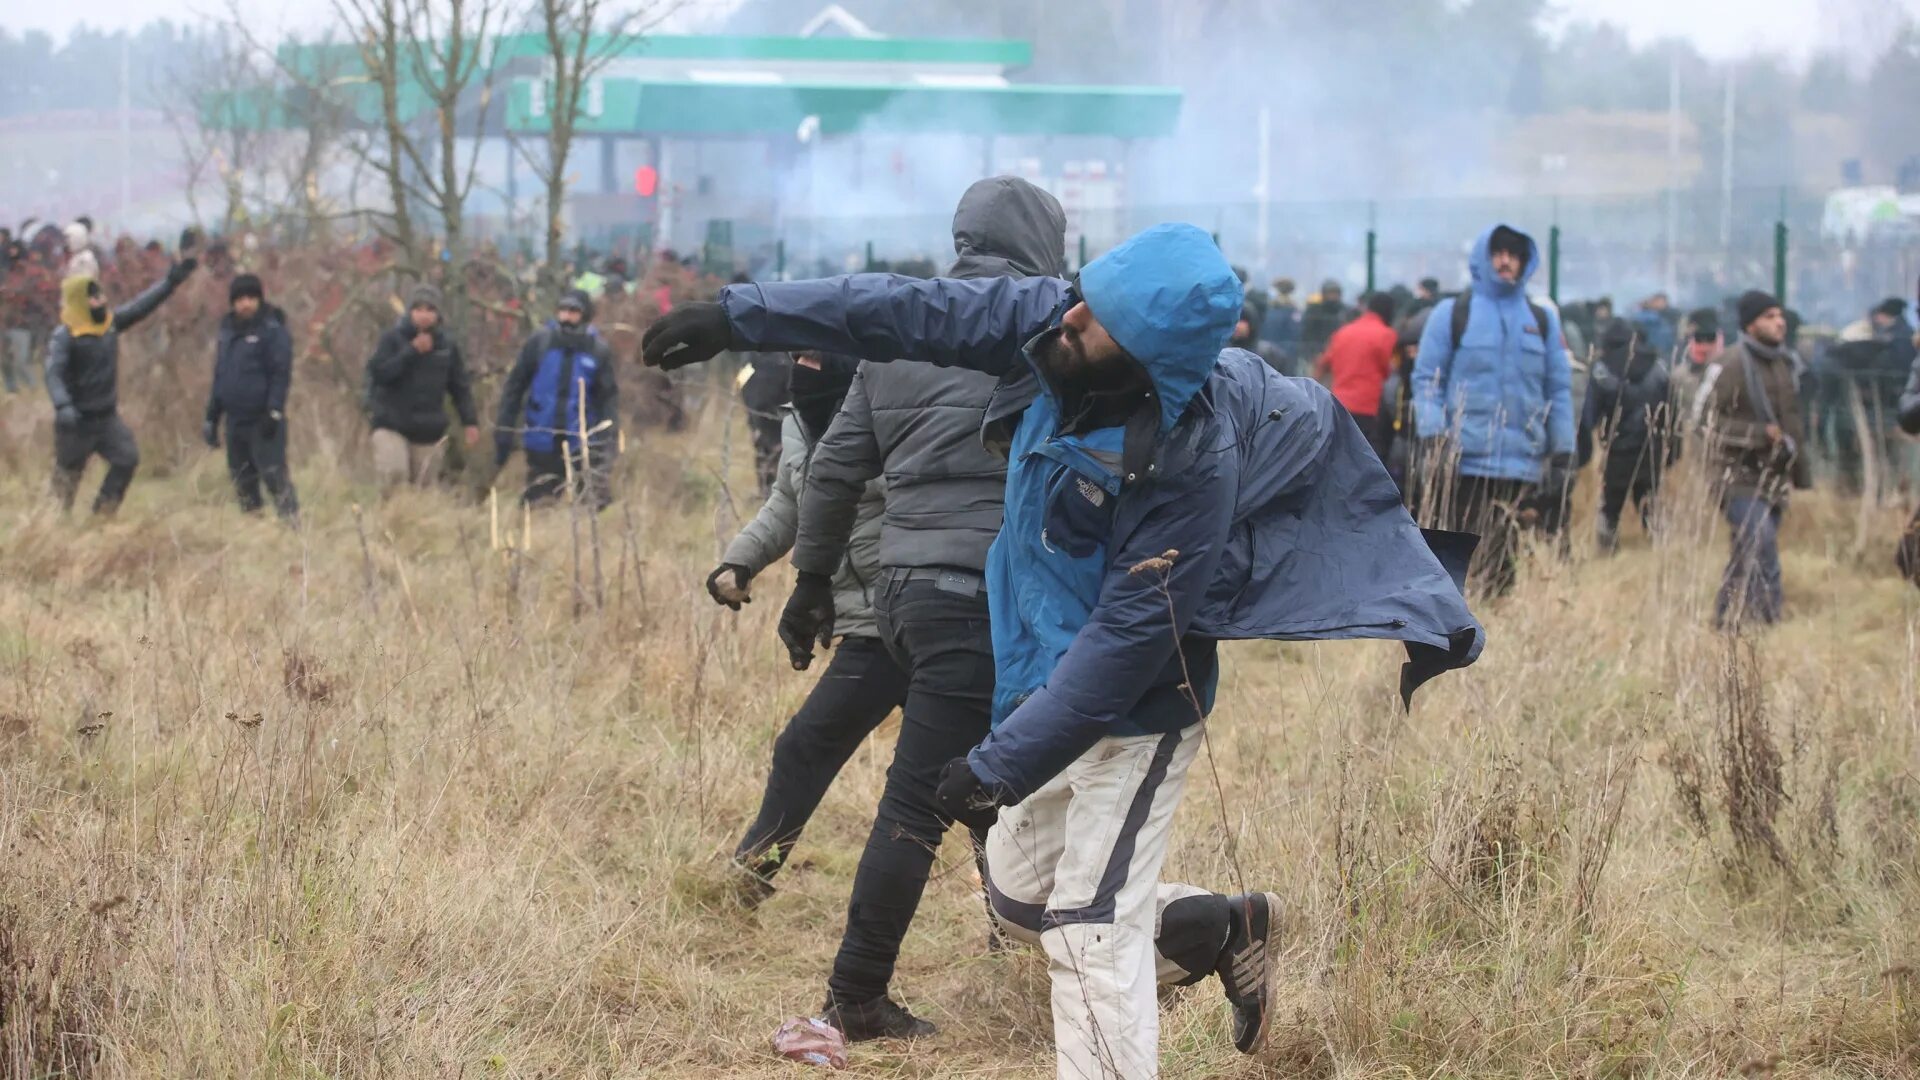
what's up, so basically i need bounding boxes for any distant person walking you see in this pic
[363,285,480,489]
[1698,291,1810,629]
[45,229,199,515]
[203,273,299,520]
[1586,318,1676,553]
[1317,290,1398,445]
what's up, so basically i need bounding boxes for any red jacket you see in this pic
[1317,311,1397,417]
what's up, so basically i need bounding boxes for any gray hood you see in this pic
[949,176,1067,281]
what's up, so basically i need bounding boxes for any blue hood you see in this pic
[1468,224,1539,302]
[1076,223,1241,432]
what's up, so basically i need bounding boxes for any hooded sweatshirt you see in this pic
[792,175,1065,578]
[718,222,1483,802]
[45,267,188,419]
[1412,224,1573,482]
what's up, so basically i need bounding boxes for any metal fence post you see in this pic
[776,238,786,281]
[1078,234,1088,272]
[1365,200,1377,295]
[864,240,875,272]
[1548,225,1561,305]
[1773,187,1789,306]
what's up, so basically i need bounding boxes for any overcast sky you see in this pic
[2,0,1913,63]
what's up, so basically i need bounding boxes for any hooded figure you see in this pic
[45,235,198,515]
[772,176,1067,1039]
[63,222,100,281]
[641,220,1483,1074]
[1411,223,1573,593]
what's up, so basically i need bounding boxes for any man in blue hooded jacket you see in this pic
[1413,224,1574,595]
[644,223,1482,1077]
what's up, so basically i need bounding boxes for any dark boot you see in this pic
[820,994,937,1042]
[1216,892,1281,1054]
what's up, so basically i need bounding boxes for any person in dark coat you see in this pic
[738,349,791,497]
[1894,321,1920,588]
[641,222,1483,1072]
[1586,318,1677,553]
[45,228,199,515]
[494,289,619,507]
[364,284,480,488]
[1257,277,1300,367]
[1298,278,1352,368]
[1377,308,1429,497]
[203,273,298,520]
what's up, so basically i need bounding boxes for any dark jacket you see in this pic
[1298,296,1352,364]
[1586,320,1676,481]
[45,265,187,419]
[206,305,293,424]
[1900,342,1920,435]
[716,224,1483,804]
[1698,335,1811,505]
[496,322,618,453]
[792,175,1064,579]
[365,318,479,443]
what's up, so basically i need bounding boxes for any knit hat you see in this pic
[1874,296,1907,320]
[229,273,264,304]
[558,288,595,323]
[1737,289,1781,330]
[407,283,443,312]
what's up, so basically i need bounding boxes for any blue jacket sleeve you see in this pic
[1543,306,1574,457]
[1412,298,1456,439]
[721,274,1068,376]
[967,456,1236,804]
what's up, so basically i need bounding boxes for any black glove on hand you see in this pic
[705,563,751,611]
[260,410,282,439]
[777,570,836,671]
[493,429,516,469]
[202,419,220,448]
[168,257,199,286]
[177,226,201,256]
[1544,451,1573,491]
[55,404,80,428]
[640,302,730,371]
[936,757,1001,832]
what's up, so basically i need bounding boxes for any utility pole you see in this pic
[1664,50,1680,300]
[1254,104,1271,276]
[1720,66,1736,255]
[121,34,132,225]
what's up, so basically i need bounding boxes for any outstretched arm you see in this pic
[648,274,1070,375]
[113,262,193,332]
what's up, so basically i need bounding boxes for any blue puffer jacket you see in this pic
[720,224,1484,803]
[1413,225,1574,482]
[495,322,618,454]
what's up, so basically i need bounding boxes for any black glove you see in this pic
[260,410,282,439]
[167,257,199,286]
[936,757,1001,832]
[54,404,80,428]
[1543,451,1573,491]
[177,226,202,256]
[202,418,220,448]
[494,429,516,468]
[705,563,752,611]
[777,570,836,671]
[640,302,731,371]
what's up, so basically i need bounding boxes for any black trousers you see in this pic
[52,413,139,513]
[734,635,909,880]
[524,442,614,509]
[828,572,996,1005]
[1598,461,1660,532]
[1439,474,1532,597]
[225,417,299,519]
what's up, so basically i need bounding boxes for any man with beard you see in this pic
[642,221,1482,1076]
[203,273,299,520]
[494,289,619,507]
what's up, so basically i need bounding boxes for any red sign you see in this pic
[633,165,658,198]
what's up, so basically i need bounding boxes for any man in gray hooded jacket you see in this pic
[781,177,1061,1040]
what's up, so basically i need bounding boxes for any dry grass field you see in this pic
[2,381,1918,1079]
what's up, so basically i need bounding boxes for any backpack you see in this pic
[1449,290,1551,352]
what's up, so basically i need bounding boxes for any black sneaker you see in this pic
[820,995,938,1042]
[1216,892,1280,1054]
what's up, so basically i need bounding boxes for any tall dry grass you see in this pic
[2,376,1919,1078]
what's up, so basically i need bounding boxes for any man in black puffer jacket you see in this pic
[204,273,298,520]
[45,228,199,515]
[364,284,479,488]
[1587,317,1679,553]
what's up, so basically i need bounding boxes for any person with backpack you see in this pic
[493,289,619,508]
[1587,318,1677,553]
[203,273,299,521]
[1412,224,1574,595]
[363,285,480,489]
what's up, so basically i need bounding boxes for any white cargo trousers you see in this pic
[983,723,1213,1080]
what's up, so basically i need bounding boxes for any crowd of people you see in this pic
[7,189,1920,1078]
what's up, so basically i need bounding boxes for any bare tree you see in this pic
[158,24,271,233]
[514,0,675,309]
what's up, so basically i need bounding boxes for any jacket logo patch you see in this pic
[1523,325,1542,336]
[1074,477,1106,507]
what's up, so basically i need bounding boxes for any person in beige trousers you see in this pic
[362,284,479,487]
